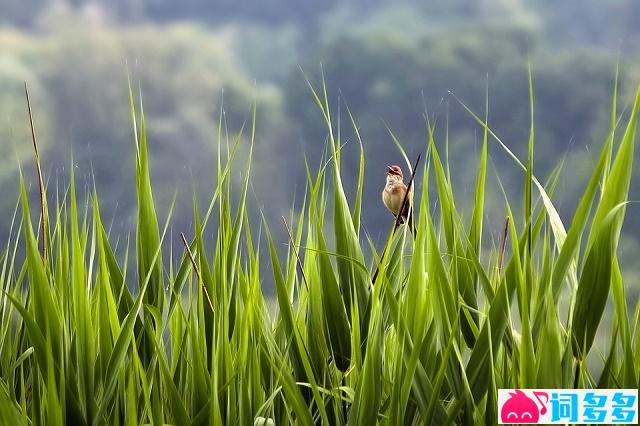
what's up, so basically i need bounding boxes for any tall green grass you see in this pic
[0,74,639,425]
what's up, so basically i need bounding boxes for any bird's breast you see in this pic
[383,184,405,214]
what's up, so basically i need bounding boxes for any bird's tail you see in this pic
[395,207,417,240]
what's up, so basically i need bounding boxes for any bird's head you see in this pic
[387,165,403,179]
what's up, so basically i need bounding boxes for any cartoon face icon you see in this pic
[501,390,548,424]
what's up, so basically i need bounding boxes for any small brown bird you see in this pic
[382,164,414,232]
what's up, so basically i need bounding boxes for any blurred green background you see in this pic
[0,0,639,299]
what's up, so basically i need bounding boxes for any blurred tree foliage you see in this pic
[0,0,639,283]
[0,23,284,241]
[287,23,637,238]
[3,0,639,49]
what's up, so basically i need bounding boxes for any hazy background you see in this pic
[1,0,639,299]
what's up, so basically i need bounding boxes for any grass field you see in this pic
[0,73,639,425]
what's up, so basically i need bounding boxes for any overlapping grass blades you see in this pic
[0,72,638,425]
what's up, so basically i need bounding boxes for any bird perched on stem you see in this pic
[382,164,415,235]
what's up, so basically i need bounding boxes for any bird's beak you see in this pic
[387,165,394,174]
